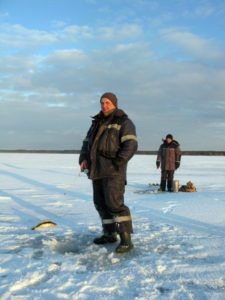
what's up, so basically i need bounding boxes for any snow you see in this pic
[0,153,225,300]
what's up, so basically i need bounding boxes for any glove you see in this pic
[175,162,180,169]
[156,161,160,168]
[112,157,126,171]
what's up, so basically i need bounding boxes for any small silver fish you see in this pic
[32,220,57,230]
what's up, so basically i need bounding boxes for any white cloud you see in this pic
[161,28,225,61]
[98,24,143,40]
[182,0,225,19]
[193,4,215,17]
[45,49,88,66]
[60,25,93,40]
[0,24,58,49]
[0,22,143,52]
[1,19,225,150]
[182,1,215,18]
[0,55,38,73]
[208,122,225,129]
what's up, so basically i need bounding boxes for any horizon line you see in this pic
[0,150,224,156]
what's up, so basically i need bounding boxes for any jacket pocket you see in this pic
[98,128,120,158]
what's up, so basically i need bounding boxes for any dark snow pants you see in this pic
[92,177,133,234]
[160,170,174,191]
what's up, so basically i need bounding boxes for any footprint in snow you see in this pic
[162,202,178,214]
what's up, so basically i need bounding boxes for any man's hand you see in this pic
[80,160,88,172]
[175,162,180,169]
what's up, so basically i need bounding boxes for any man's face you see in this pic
[100,98,116,113]
[166,138,173,144]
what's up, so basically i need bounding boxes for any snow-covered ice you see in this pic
[0,153,225,299]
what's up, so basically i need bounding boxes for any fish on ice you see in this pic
[32,220,57,230]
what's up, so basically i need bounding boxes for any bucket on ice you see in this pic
[173,180,179,192]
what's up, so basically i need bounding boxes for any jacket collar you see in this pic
[92,108,127,120]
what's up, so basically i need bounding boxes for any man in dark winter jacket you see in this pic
[79,92,138,253]
[156,134,181,192]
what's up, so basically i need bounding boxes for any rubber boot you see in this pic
[115,232,133,253]
[158,180,166,192]
[93,232,117,244]
[167,180,173,192]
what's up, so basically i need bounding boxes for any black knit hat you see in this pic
[100,92,118,107]
[166,134,173,140]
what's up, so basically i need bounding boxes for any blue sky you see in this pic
[0,0,225,150]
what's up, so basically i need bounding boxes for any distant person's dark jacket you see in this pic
[157,140,181,171]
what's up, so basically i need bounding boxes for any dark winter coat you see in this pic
[79,108,138,180]
[156,140,181,171]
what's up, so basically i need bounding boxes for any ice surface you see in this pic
[0,153,225,299]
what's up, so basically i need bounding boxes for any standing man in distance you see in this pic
[79,92,138,253]
[156,134,181,192]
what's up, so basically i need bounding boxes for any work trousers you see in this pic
[92,177,133,233]
[160,170,174,191]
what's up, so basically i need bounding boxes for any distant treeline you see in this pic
[0,150,225,156]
